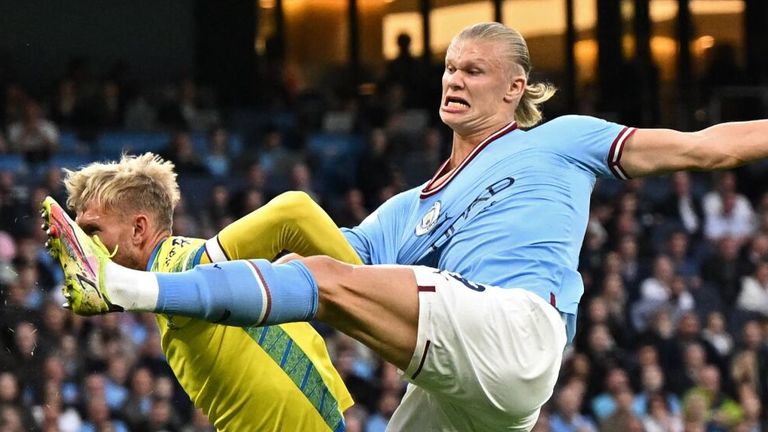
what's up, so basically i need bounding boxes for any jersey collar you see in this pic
[145,239,166,271]
[420,121,518,199]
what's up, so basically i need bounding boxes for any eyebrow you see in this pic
[446,58,490,69]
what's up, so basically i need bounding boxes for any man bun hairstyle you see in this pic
[454,22,557,128]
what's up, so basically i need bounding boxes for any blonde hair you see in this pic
[64,153,180,231]
[452,22,557,128]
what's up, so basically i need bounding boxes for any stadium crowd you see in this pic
[1,50,768,432]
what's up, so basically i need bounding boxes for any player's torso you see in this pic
[391,130,596,311]
[150,237,349,432]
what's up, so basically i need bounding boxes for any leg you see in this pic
[303,256,419,370]
[156,256,420,370]
[44,194,419,368]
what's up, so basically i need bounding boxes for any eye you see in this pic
[83,226,100,236]
[445,65,456,73]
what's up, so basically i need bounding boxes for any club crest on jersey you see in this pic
[416,201,441,236]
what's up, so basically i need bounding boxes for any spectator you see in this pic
[160,131,207,175]
[665,230,700,279]
[703,171,756,244]
[135,397,182,432]
[7,98,59,166]
[332,188,369,228]
[121,367,154,430]
[701,312,734,358]
[736,261,768,316]
[289,161,320,203]
[104,356,130,412]
[204,127,233,177]
[632,364,681,417]
[356,128,395,209]
[641,392,683,432]
[49,78,79,128]
[181,408,215,432]
[365,390,400,432]
[590,367,632,420]
[683,365,743,430]
[655,172,704,238]
[80,396,128,432]
[258,125,299,186]
[701,236,744,308]
[599,387,639,432]
[550,383,598,432]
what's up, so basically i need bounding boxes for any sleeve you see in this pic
[341,190,415,265]
[541,115,636,180]
[202,191,363,265]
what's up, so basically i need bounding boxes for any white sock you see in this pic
[104,262,160,311]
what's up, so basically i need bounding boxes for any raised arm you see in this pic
[202,191,363,265]
[621,120,768,177]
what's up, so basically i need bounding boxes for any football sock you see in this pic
[153,259,319,326]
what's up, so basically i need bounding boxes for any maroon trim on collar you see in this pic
[420,122,518,199]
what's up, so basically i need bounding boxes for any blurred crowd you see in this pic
[1,43,768,432]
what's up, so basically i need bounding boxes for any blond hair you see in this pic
[64,153,180,231]
[452,22,557,128]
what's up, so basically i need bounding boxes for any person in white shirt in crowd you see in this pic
[736,261,768,316]
[703,171,756,243]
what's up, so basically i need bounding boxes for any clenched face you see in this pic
[75,200,144,270]
[439,38,524,137]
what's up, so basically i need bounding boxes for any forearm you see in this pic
[697,120,768,170]
[624,120,768,176]
[213,191,363,265]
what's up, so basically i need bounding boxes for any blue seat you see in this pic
[0,154,25,173]
[97,131,170,158]
[307,134,364,194]
[48,154,94,171]
[59,130,84,154]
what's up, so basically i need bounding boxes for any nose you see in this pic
[445,70,465,90]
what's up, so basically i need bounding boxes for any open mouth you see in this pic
[444,96,470,108]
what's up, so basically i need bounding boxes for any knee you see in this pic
[270,191,314,220]
[300,256,355,313]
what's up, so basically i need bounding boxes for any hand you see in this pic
[275,252,304,264]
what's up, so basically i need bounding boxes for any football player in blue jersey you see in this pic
[47,22,768,431]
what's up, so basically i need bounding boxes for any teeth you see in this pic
[447,101,469,108]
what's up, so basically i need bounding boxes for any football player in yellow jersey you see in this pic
[52,153,362,431]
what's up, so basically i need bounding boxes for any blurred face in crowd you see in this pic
[641,365,664,392]
[76,199,153,270]
[440,38,524,137]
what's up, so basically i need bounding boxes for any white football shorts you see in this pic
[386,266,567,431]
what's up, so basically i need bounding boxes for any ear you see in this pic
[132,214,151,245]
[503,74,526,103]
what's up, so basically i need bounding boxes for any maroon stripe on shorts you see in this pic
[418,285,436,292]
[411,340,432,380]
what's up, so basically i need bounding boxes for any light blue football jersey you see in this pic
[343,115,636,343]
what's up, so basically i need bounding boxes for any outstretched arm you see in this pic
[202,191,363,265]
[621,120,768,177]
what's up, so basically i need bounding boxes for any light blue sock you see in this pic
[154,259,318,327]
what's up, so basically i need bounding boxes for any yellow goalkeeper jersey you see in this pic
[149,236,352,432]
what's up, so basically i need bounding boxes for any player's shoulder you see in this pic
[527,115,623,150]
[529,115,613,134]
[153,236,205,272]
